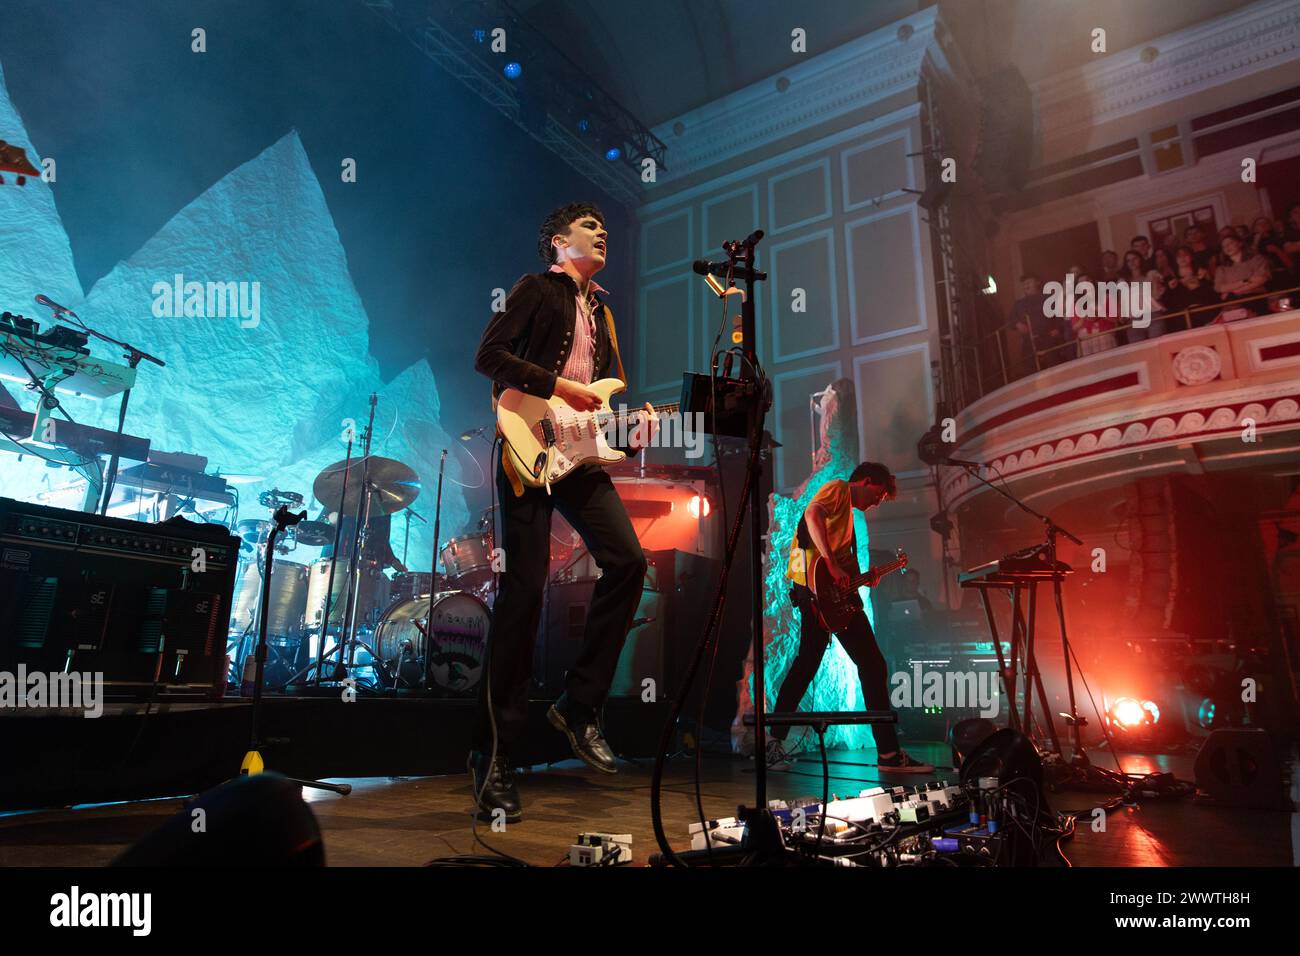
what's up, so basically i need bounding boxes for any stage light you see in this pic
[981,275,997,294]
[604,146,622,162]
[577,118,590,133]
[688,494,711,519]
[1108,697,1146,729]
[503,61,522,79]
[472,28,486,43]
[1107,696,1161,731]
[1197,698,1217,729]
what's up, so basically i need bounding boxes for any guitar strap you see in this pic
[600,302,626,386]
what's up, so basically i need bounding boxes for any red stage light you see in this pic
[688,494,711,519]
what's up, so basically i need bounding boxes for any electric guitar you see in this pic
[0,140,40,186]
[495,377,679,491]
[807,546,908,631]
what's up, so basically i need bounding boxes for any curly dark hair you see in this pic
[849,461,897,498]
[538,202,605,265]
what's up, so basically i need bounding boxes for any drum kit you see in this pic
[225,453,499,696]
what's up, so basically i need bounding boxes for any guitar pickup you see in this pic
[539,417,557,446]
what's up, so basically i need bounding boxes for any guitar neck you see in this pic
[850,556,906,589]
[596,401,680,426]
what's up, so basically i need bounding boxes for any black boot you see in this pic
[547,693,618,774]
[468,751,522,822]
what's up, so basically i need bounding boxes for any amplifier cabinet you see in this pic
[0,497,239,698]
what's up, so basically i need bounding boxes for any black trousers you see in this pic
[771,584,899,753]
[472,462,647,753]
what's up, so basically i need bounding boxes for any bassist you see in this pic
[768,462,932,773]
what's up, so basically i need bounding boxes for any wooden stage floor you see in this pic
[0,743,1293,867]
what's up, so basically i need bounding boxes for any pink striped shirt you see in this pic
[550,264,604,385]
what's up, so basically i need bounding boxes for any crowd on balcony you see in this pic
[1006,202,1300,375]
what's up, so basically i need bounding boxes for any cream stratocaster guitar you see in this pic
[807,546,908,631]
[496,377,679,491]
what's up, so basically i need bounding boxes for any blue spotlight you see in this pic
[604,146,622,162]
[503,61,522,80]
[472,29,486,43]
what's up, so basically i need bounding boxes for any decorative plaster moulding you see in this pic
[1034,0,1300,152]
[647,7,961,186]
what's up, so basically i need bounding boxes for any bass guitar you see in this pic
[807,546,908,631]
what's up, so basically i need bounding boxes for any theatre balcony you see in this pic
[943,294,1300,521]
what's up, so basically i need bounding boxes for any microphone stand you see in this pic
[31,299,165,516]
[240,505,351,795]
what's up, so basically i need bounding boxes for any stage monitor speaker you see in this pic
[0,497,239,698]
[113,772,324,866]
[536,549,719,702]
[1192,728,1284,808]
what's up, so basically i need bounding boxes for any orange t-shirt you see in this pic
[787,479,854,587]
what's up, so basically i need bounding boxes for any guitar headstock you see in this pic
[0,140,40,186]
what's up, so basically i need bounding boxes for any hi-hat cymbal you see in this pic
[235,519,272,544]
[313,457,421,515]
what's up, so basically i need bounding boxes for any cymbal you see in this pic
[313,456,420,515]
[220,473,268,486]
[235,519,272,544]
[294,520,335,547]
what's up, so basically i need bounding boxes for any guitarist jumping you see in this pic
[470,202,657,822]
[769,462,933,773]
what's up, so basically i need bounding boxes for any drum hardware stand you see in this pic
[314,433,355,684]
[240,504,351,796]
[402,506,427,571]
[338,393,378,671]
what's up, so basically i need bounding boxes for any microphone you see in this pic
[945,457,985,469]
[692,259,730,279]
[34,294,78,319]
[460,425,488,441]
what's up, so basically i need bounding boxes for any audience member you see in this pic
[1163,251,1220,329]
[1185,224,1218,276]
[1099,249,1121,282]
[1071,270,1118,354]
[1130,235,1155,271]
[1009,274,1067,371]
[1252,216,1292,289]
[1214,233,1271,316]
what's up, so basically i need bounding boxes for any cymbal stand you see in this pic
[335,393,377,673]
[314,434,354,684]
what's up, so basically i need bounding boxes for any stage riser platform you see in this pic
[1,696,671,810]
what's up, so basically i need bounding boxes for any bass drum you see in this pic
[374,590,489,695]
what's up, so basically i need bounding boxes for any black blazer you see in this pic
[474,270,621,401]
